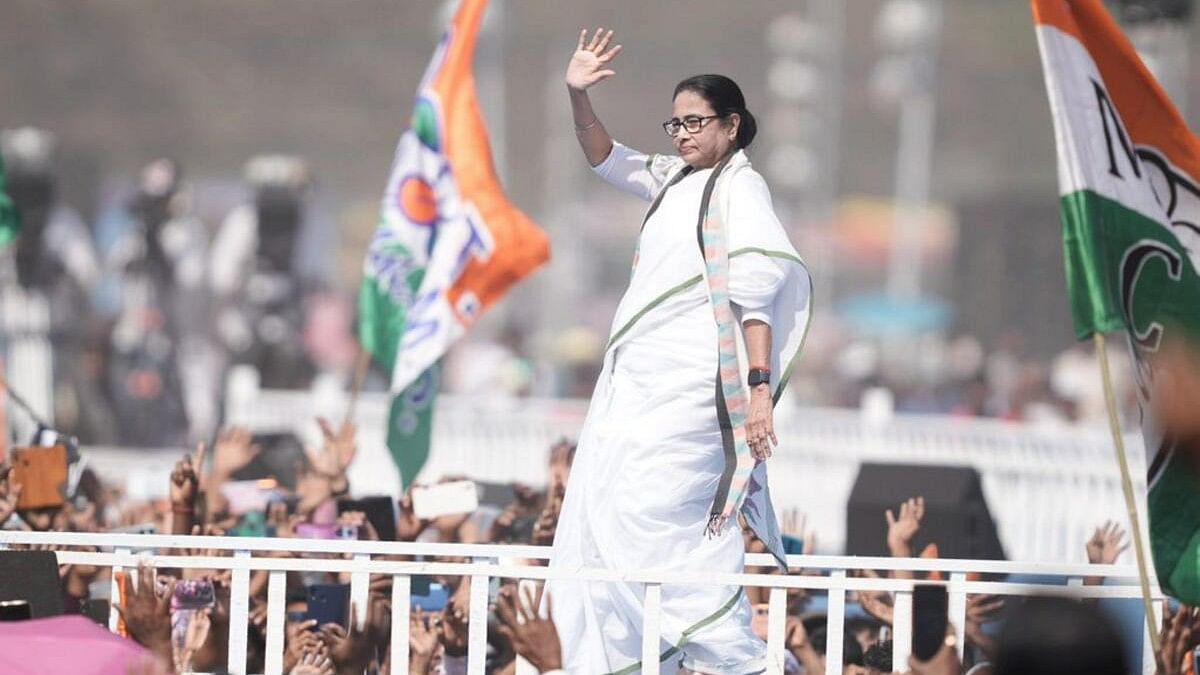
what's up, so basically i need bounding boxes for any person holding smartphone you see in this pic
[548,28,813,674]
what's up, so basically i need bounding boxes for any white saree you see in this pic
[549,142,812,674]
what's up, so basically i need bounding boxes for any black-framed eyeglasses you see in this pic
[662,114,724,137]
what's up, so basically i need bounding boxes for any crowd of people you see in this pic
[0,417,1195,675]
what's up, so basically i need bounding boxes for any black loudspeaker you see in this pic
[0,550,64,618]
[845,463,1006,560]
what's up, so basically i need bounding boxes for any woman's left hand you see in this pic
[746,386,777,460]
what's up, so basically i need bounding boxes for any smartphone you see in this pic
[11,446,68,510]
[337,496,398,542]
[411,582,449,613]
[782,534,805,556]
[172,579,216,611]
[411,480,478,520]
[335,524,359,540]
[304,583,350,628]
[912,584,949,661]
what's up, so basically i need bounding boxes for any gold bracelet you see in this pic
[574,118,599,133]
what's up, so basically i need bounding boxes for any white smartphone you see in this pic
[411,480,479,520]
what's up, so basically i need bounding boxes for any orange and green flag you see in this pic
[359,0,550,488]
[1032,0,1200,602]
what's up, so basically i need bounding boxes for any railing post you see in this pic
[227,550,252,674]
[1144,597,1163,675]
[110,547,130,633]
[390,575,412,675]
[351,553,371,630]
[892,587,913,668]
[467,569,490,675]
[766,586,788,675]
[948,572,967,661]
[825,570,846,675]
[264,570,287,675]
[642,583,663,675]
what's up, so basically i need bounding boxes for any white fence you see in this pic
[223,372,1149,564]
[0,531,1161,675]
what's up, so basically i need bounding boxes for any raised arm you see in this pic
[566,28,622,167]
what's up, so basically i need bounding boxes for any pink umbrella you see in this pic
[0,615,162,675]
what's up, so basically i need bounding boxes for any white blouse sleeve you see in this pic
[591,140,677,202]
[727,171,789,326]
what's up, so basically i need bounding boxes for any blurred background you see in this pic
[0,0,1197,559]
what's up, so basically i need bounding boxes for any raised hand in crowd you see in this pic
[784,616,823,675]
[176,607,212,674]
[1156,602,1200,675]
[190,577,233,673]
[207,426,260,515]
[1084,520,1130,587]
[886,496,925,579]
[439,596,470,658]
[290,647,335,675]
[964,593,1004,661]
[169,443,205,534]
[495,583,563,674]
[397,492,429,542]
[320,596,390,675]
[408,607,440,675]
[853,568,894,626]
[281,618,320,673]
[116,563,174,668]
[212,426,260,479]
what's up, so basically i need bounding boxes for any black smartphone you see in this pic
[912,584,949,661]
[82,598,110,626]
[304,583,350,629]
[337,496,398,542]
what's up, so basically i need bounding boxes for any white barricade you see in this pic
[0,531,1160,675]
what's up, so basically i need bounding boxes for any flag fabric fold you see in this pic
[1032,0,1200,602]
[0,154,18,247]
[359,0,549,488]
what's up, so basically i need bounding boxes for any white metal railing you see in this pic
[221,374,1149,564]
[0,531,1161,675]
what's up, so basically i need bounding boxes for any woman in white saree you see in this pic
[549,29,812,674]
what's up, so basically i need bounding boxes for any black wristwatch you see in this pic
[747,368,771,388]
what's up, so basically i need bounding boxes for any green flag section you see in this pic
[1033,1,1200,602]
[358,0,548,487]
[0,155,18,247]
[386,363,439,490]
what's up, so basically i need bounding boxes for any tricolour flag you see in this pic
[358,0,549,488]
[1032,0,1200,602]
[0,154,18,247]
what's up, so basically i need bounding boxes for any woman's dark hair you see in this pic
[993,596,1127,675]
[673,74,758,149]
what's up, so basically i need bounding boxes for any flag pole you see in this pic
[1094,331,1160,651]
[345,345,372,425]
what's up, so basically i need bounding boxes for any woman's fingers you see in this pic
[595,29,614,54]
[576,29,587,51]
[586,26,603,51]
[598,44,623,64]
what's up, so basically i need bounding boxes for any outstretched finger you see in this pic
[595,29,614,54]
[576,28,587,52]
[586,27,604,51]
[193,442,207,474]
[599,44,623,64]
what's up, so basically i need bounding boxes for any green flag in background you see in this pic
[1033,1,1200,602]
[0,154,18,246]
